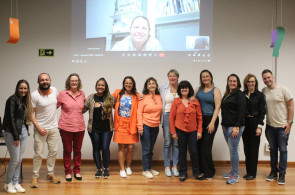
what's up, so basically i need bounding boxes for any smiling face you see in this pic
[168,73,178,85]
[124,78,134,93]
[38,73,51,91]
[96,80,105,96]
[180,87,189,97]
[228,76,238,91]
[69,76,79,90]
[262,72,274,88]
[147,79,157,94]
[18,83,28,99]
[201,72,212,86]
[247,76,256,91]
[130,17,150,48]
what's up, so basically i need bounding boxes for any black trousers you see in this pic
[176,128,200,178]
[197,115,219,178]
[242,117,261,177]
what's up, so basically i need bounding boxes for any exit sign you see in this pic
[39,49,54,57]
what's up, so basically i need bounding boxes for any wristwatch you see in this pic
[288,120,293,124]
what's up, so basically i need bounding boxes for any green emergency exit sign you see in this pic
[39,49,54,57]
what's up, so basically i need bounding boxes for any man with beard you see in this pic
[30,73,60,188]
[262,69,294,185]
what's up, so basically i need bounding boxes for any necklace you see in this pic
[172,92,177,99]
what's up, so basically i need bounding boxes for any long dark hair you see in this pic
[119,76,137,97]
[14,79,33,124]
[96,78,113,120]
[199,69,214,89]
[142,77,160,95]
[177,80,194,98]
[224,74,241,97]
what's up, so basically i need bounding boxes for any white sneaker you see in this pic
[150,170,159,176]
[14,183,26,193]
[143,171,153,179]
[120,170,127,178]
[126,167,132,175]
[4,183,17,193]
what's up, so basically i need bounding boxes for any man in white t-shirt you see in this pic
[262,69,294,185]
[30,73,60,188]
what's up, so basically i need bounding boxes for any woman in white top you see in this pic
[159,69,180,177]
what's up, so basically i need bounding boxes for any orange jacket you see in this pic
[113,89,139,134]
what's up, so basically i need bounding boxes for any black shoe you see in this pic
[103,168,109,179]
[74,174,82,181]
[243,174,248,179]
[245,175,255,180]
[95,169,102,178]
[180,176,187,182]
[278,173,285,185]
[195,173,204,181]
[266,172,277,181]
[65,177,72,182]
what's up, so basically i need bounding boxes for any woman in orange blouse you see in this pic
[170,80,203,182]
[113,76,140,178]
[137,77,163,179]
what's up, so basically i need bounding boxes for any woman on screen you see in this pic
[137,77,162,179]
[221,74,246,184]
[169,80,203,182]
[160,69,180,177]
[57,73,86,182]
[195,70,221,180]
[111,16,163,51]
[3,80,33,193]
[242,74,266,180]
[113,76,140,178]
[84,78,114,179]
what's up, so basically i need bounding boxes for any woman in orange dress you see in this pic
[113,76,140,178]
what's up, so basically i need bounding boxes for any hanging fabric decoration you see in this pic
[7,17,20,44]
[7,0,20,44]
[272,26,285,57]
[270,29,277,48]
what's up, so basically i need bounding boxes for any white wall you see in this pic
[1,0,295,161]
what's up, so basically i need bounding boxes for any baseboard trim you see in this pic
[1,158,295,166]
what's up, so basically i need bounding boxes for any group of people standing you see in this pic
[1,68,293,193]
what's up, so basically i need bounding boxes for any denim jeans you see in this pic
[176,128,200,177]
[88,131,113,170]
[265,124,289,174]
[140,124,159,171]
[222,126,245,176]
[4,125,28,184]
[163,112,179,167]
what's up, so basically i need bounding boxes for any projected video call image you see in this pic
[86,0,209,51]
[72,0,213,61]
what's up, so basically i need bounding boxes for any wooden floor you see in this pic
[1,161,295,194]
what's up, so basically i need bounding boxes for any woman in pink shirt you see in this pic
[169,80,203,182]
[137,77,163,179]
[57,73,86,182]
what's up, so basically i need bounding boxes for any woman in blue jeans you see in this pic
[2,80,33,193]
[159,69,180,177]
[83,78,114,179]
[137,77,162,179]
[221,74,246,184]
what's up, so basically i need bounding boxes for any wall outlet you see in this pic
[265,142,270,152]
